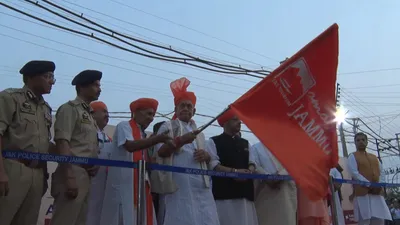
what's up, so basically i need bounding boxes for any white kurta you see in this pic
[329,168,346,225]
[249,142,297,225]
[86,131,113,225]
[347,153,392,222]
[207,138,258,225]
[100,121,157,225]
[155,121,220,225]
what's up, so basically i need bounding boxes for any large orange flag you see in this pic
[230,24,339,200]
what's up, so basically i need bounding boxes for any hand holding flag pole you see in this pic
[197,107,230,133]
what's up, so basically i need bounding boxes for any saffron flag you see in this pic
[230,24,339,200]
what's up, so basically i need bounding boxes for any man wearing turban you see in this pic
[151,77,220,225]
[86,101,113,225]
[207,109,259,225]
[100,98,171,225]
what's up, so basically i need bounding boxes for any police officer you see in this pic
[0,60,56,225]
[50,70,102,225]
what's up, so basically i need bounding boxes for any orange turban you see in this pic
[90,101,108,112]
[217,109,236,126]
[130,98,159,112]
[170,77,197,106]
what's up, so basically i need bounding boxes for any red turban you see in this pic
[90,101,108,112]
[217,109,236,126]
[130,98,159,112]
[170,77,197,106]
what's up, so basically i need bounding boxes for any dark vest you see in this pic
[211,133,254,201]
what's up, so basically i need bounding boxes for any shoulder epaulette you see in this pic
[3,88,23,94]
[67,100,80,106]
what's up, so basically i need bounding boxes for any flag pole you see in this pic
[197,107,230,132]
[329,176,339,225]
[136,159,147,225]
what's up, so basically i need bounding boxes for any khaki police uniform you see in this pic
[50,97,99,225]
[0,87,52,225]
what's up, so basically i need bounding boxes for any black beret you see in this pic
[19,60,55,76]
[71,70,102,86]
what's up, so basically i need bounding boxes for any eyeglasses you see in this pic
[42,73,56,83]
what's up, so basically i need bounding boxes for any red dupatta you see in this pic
[129,119,153,225]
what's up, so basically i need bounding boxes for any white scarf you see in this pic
[150,119,210,194]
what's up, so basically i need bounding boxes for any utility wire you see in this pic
[0,1,258,77]
[0,22,250,93]
[357,118,399,151]
[6,0,268,78]
[0,9,257,86]
[108,0,279,63]
[339,68,400,76]
[40,0,267,75]
[344,83,400,90]
[340,89,399,135]
[61,0,274,68]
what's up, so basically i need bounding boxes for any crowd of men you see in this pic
[0,60,394,225]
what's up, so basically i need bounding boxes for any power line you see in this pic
[47,0,272,75]
[342,91,400,94]
[339,67,400,76]
[358,118,399,151]
[6,0,269,78]
[344,84,400,90]
[340,89,399,135]
[62,0,277,67]
[0,69,226,113]
[0,22,250,94]
[343,119,398,155]
[0,10,258,87]
[39,0,253,73]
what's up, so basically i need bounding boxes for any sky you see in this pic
[1,0,400,180]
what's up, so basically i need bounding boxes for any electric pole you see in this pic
[336,83,348,157]
[351,118,359,135]
[396,133,400,153]
[375,138,383,164]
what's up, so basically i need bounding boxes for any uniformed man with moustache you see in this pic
[0,60,56,225]
[50,70,102,225]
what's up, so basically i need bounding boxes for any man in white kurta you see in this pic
[207,109,258,225]
[100,98,171,225]
[329,167,346,225]
[152,77,219,225]
[249,142,297,225]
[347,132,391,225]
[86,101,113,225]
